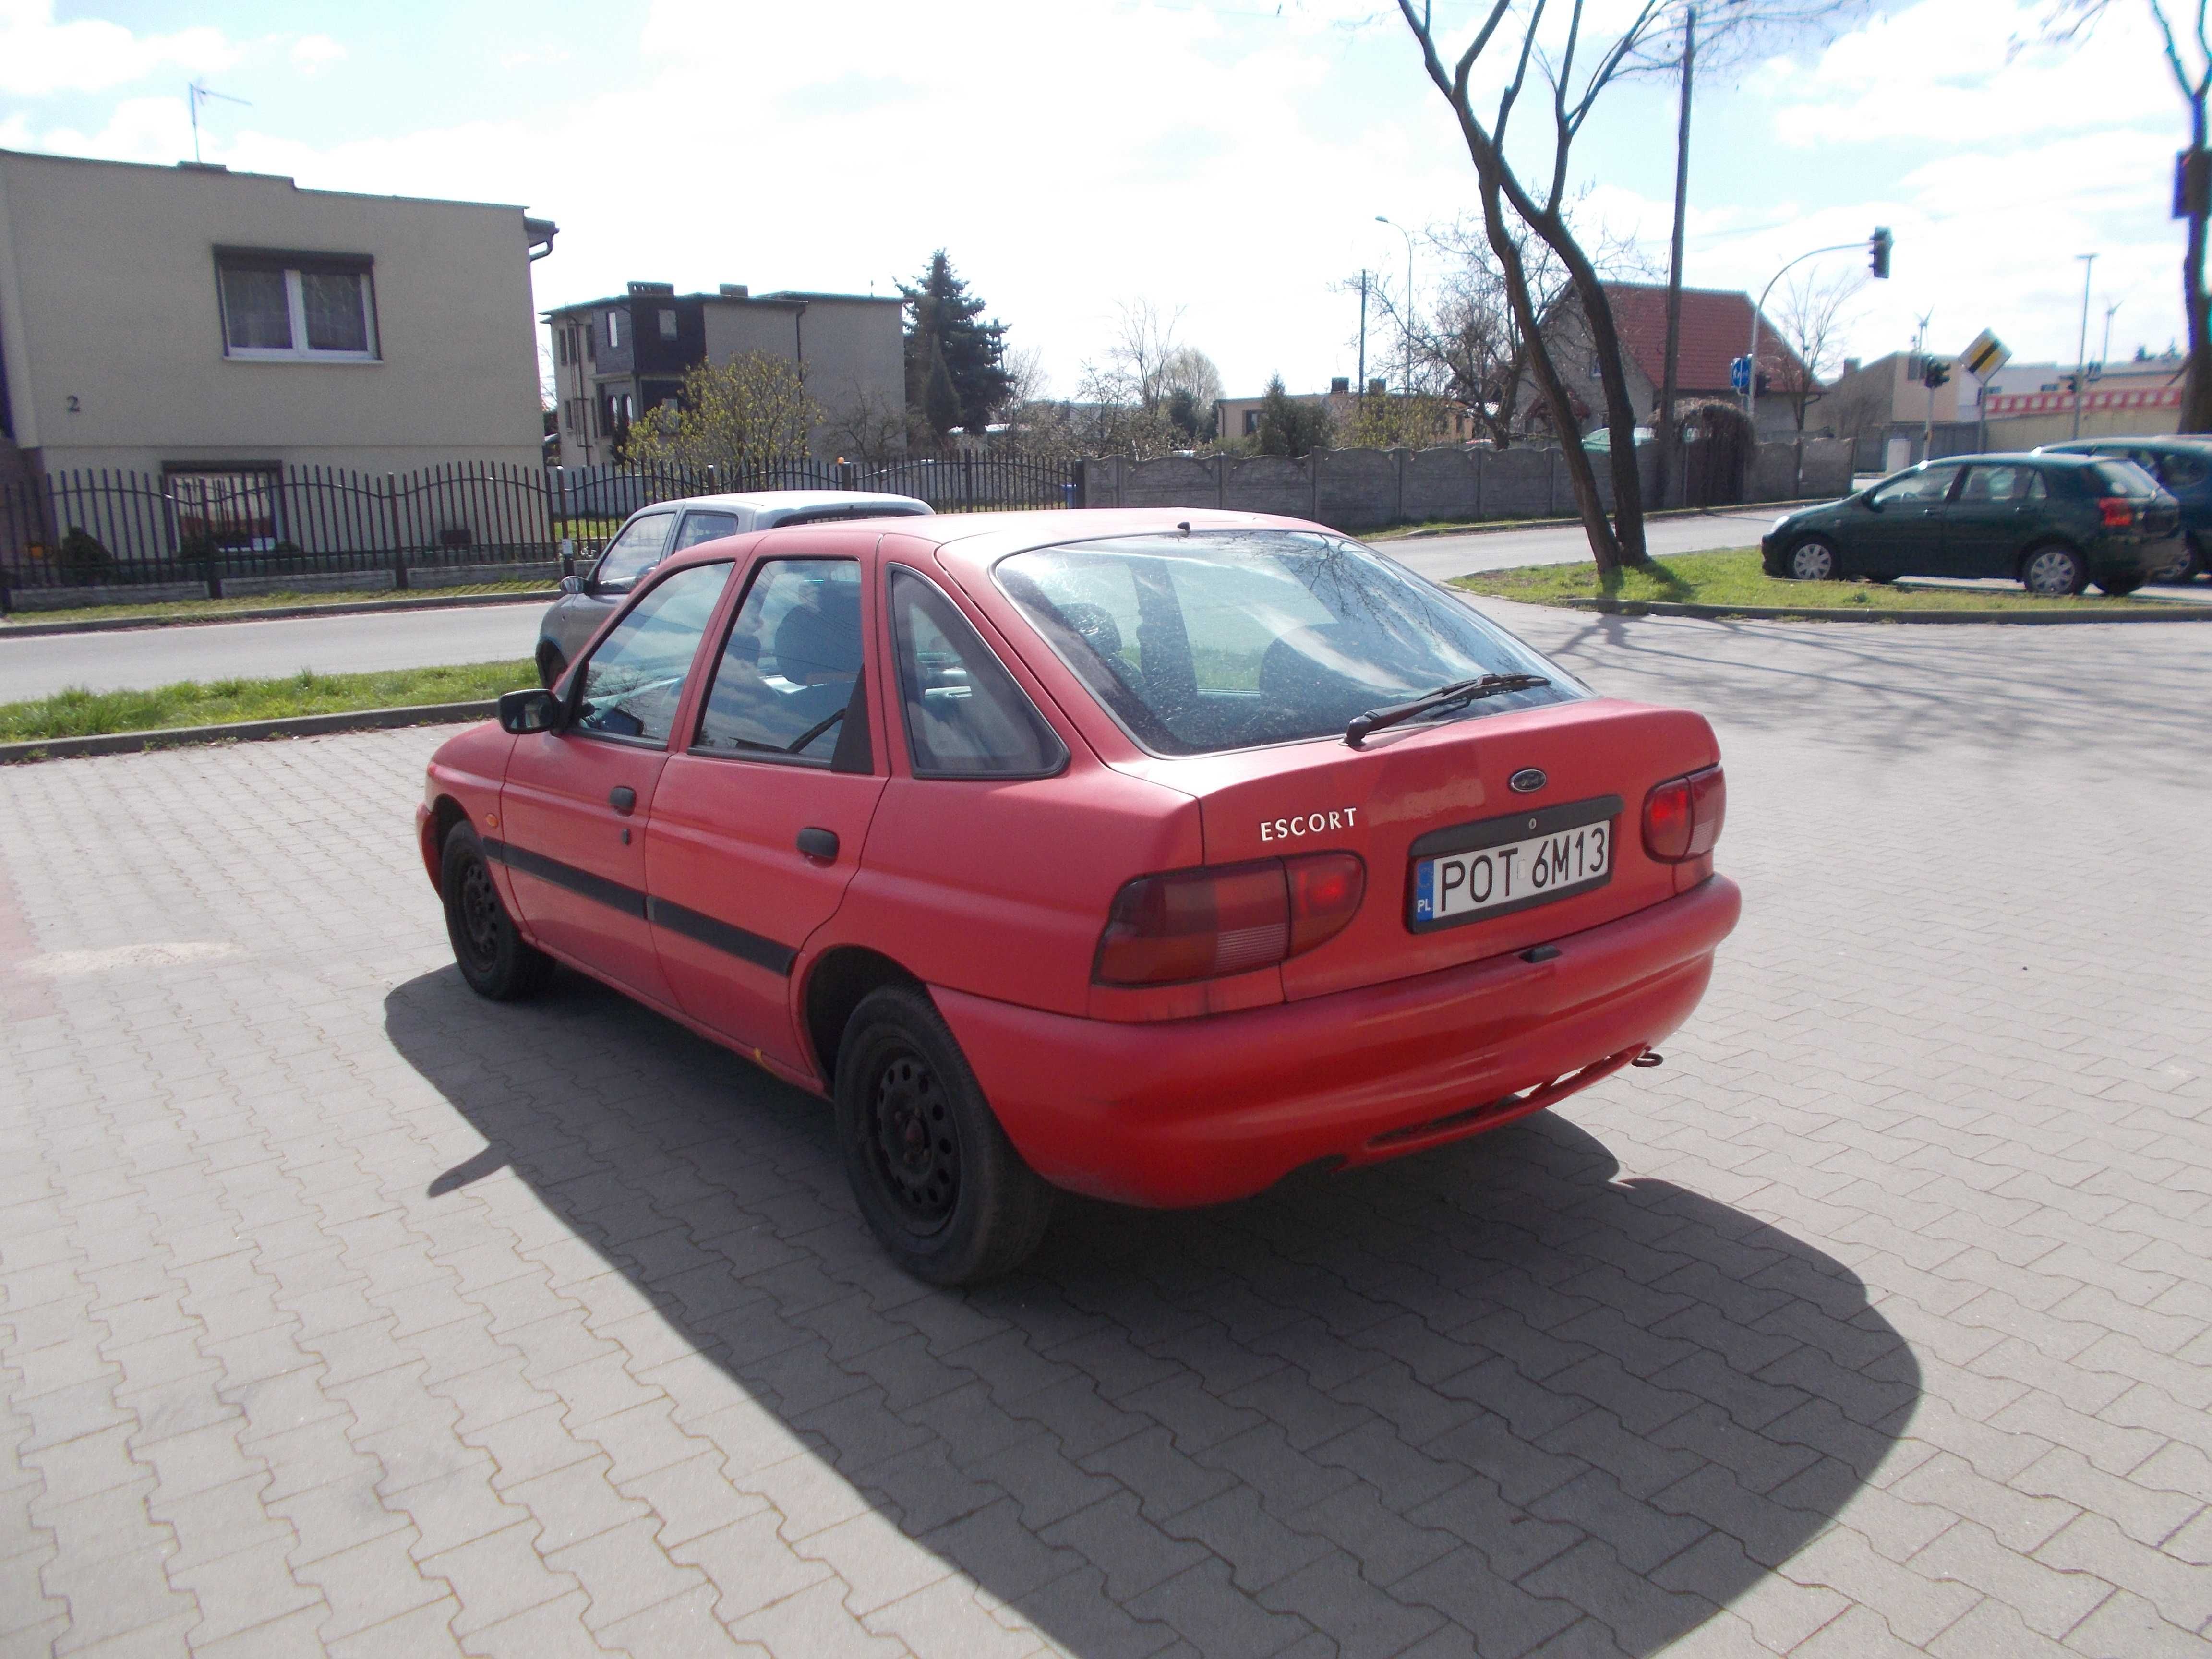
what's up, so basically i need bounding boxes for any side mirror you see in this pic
[498,688,565,735]
[557,575,584,597]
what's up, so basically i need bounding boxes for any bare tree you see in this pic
[2040,2,2212,430]
[1392,0,1861,571]
[1770,268,1863,433]
[820,388,911,466]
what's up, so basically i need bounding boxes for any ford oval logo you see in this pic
[1509,767,1548,794]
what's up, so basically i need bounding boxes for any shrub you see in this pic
[57,528,113,581]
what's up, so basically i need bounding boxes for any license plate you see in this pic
[1408,796,1620,931]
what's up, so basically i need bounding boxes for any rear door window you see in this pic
[888,567,1067,778]
[592,513,676,592]
[695,559,867,767]
[673,511,740,551]
[573,562,732,745]
[1958,466,2025,503]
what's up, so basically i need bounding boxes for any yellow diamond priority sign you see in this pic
[1961,329,2009,380]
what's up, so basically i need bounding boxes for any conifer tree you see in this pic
[902,251,1013,438]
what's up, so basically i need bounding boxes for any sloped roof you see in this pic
[1599,282,1808,394]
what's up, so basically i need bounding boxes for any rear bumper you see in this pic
[937,874,1741,1208]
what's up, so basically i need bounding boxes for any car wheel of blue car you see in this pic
[2150,541,2193,583]
[1787,538,1838,582]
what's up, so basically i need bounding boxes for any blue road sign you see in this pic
[1729,355,1752,394]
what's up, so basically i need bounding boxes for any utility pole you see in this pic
[1915,311,1935,459]
[2100,300,2120,373]
[2072,252,2097,439]
[1657,5,1694,510]
[1375,216,1415,396]
[1357,271,1369,409]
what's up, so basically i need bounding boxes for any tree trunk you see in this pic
[1552,256,1650,562]
[1476,180,1622,571]
[2187,106,2212,431]
[1657,6,1694,513]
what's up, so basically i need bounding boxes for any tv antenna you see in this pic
[188,81,251,165]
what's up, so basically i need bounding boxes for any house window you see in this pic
[658,309,678,340]
[216,252,377,361]
[555,331,570,366]
[166,466,283,552]
[1243,410,1260,436]
[607,311,623,349]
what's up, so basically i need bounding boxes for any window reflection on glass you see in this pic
[301,271,369,352]
[574,562,730,744]
[696,561,863,763]
[221,267,292,350]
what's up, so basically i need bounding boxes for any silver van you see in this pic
[536,490,932,685]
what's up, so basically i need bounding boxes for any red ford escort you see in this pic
[419,510,1738,1283]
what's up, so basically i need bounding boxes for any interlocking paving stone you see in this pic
[2,608,2209,1655]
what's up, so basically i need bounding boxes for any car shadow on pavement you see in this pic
[386,967,1921,1658]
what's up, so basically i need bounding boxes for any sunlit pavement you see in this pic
[0,605,2206,1657]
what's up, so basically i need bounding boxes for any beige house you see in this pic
[545,282,904,466]
[0,148,553,492]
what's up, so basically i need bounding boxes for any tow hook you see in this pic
[1631,1050,1664,1069]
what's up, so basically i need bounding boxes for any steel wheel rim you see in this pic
[866,1050,960,1236]
[1791,543,1832,581]
[457,858,504,970]
[2025,550,2075,595]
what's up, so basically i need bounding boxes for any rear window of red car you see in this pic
[995,529,1581,757]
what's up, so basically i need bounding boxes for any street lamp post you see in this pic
[2072,252,2097,440]
[1746,240,1867,433]
[1375,216,1415,397]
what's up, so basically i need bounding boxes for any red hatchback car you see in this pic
[419,510,1739,1283]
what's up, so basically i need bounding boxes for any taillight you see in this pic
[2100,496,2135,528]
[1642,765,1726,863]
[1094,852,1366,986]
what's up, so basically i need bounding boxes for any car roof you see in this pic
[1920,451,2102,468]
[648,507,1332,584]
[2037,436,2211,453]
[634,489,931,518]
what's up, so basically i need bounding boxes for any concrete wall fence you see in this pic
[1082,439,1854,531]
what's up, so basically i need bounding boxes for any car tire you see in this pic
[2149,543,2192,583]
[2095,572,2145,597]
[2020,543,2087,597]
[536,641,568,690]
[834,985,1055,1286]
[441,823,554,1001]
[1786,537,1839,581]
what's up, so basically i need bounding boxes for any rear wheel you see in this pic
[441,823,554,1001]
[1786,537,1839,582]
[536,641,568,689]
[2149,542,2192,583]
[834,986,1054,1285]
[2021,543,2087,597]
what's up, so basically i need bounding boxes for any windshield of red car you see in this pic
[995,530,1584,757]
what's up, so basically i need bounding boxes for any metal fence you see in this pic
[0,452,1079,606]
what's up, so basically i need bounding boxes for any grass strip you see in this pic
[1,580,553,628]
[0,660,535,743]
[1452,548,2195,613]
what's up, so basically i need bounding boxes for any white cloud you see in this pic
[289,34,346,75]
[0,0,237,96]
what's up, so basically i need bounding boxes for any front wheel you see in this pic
[536,641,569,689]
[1786,537,1839,582]
[441,823,554,1001]
[834,986,1054,1285]
[2021,544,2087,597]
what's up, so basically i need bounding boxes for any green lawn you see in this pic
[1452,549,2204,613]
[1,580,555,628]
[0,660,534,744]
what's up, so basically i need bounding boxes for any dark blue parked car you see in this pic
[2038,436,2212,581]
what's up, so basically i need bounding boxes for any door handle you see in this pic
[796,826,839,862]
[609,786,637,816]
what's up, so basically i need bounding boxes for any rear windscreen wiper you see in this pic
[1346,674,1549,747]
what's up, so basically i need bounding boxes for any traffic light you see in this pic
[1869,226,1893,280]
[1922,357,1951,390]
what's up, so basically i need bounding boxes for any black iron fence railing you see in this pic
[0,454,1079,607]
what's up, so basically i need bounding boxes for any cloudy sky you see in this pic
[0,0,2188,398]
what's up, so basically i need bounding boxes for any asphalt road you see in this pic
[0,510,1786,702]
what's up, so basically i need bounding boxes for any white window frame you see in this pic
[658,308,678,340]
[220,262,379,363]
[607,310,623,349]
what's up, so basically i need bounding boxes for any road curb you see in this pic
[0,700,496,765]
[1379,501,1833,543]
[1548,597,2212,625]
[0,588,556,639]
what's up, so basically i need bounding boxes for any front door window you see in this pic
[591,513,675,593]
[574,562,732,745]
